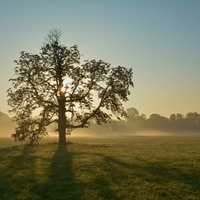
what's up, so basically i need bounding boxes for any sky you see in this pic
[0,0,200,118]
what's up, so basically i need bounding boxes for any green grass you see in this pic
[0,136,200,200]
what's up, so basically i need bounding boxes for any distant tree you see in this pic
[107,118,129,134]
[7,29,133,145]
[185,112,200,131]
[126,107,139,118]
[169,113,185,130]
[145,114,170,130]
[126,107,146,131]
[169,114,177,124]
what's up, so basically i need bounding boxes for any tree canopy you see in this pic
[7,30,133,145]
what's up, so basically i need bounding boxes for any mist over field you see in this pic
[72,129,200,138]
[1,108,200,139]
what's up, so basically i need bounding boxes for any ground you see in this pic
[0,136,200,200]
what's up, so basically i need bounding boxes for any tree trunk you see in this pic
[58,92,67,146]
[56,47,67,146]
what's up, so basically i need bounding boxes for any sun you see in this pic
[61,87,66,93]
[50,77,73,94]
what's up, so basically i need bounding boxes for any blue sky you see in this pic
[0,0,200,117]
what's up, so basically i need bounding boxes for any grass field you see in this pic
[0,136,200,200]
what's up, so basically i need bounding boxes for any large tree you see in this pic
[8,30,133,146]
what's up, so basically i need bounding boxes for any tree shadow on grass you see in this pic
[1,143,200,200]
[36,145,82,200]
[0,145,41,200]
[146,161,200,194]
[48,145,200,200]
[93,152,200,199]
[0,144,82,200]
[42,145,123,200]
[0,143,141,199]
[91,153,138,199]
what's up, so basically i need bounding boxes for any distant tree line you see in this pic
[85,107,200,135]
[1,108,200,137]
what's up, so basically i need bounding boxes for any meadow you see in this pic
[0,136,200,200]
